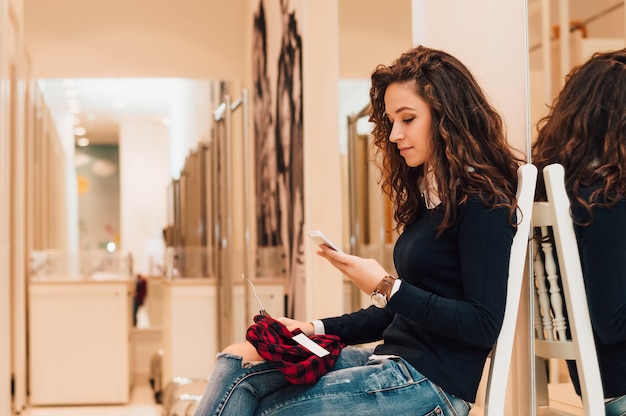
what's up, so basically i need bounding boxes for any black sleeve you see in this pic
[321,305,395,345]
[574,202,626,345]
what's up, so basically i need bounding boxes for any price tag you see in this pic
[292,333,330,357]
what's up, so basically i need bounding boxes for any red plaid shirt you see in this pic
[246,315,345,385]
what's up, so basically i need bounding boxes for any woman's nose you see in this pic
[389,123,402,142]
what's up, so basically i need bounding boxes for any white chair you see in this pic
[531,163,604,416]
[483,163,537,415]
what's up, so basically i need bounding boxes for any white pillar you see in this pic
[412,1,532,413]
[0,0,13,412]
[167,79,214,180]
[301,0,344,321]
[119,120,170,275]
[11,59,28,416]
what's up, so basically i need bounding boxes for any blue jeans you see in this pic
[193,347,471,416]
[606,395,626,416]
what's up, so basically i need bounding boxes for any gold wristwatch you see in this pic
[371,275,397,308]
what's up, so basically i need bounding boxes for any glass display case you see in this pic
[164,246,214,279]
[29,250,133,281]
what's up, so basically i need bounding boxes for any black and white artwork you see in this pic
[253,0,303,317]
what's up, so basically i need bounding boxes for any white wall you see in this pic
[119,120,170,275]
[39,80,80,250]
[167,79,216,180]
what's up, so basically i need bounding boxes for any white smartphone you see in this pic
[308,230,343,252]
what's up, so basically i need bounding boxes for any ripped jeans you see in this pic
[193,347,470,416]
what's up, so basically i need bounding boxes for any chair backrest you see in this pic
[484,163,537,416]
[532,163,604,416]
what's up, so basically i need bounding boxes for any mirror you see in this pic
[526,0,625,401]
[37,77,227,328]
[39,77,224,270]
[339,79,399,312]
[527,0,625,143]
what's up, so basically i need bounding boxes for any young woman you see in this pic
[194,45,523,416]
[532,48,626,416]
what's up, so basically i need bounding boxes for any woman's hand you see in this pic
[276,317,315,336]
[316,245,389,295]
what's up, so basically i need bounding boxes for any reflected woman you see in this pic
[532,48,626,416]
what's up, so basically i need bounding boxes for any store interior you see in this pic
[1,0,624,415]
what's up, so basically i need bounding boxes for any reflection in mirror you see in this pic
[339,80,399,312]
[527,0,625,144]
[37,77,226,328]
[527,0,625,410]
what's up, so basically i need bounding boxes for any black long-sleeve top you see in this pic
[321,198,514,402]
[566,184,626,399]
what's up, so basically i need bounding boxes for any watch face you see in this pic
[371,293,387,308]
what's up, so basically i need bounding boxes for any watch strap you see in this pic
[372,275,396,301]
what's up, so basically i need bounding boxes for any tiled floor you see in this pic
[19,383,161,416]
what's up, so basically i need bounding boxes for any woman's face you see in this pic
[384,82,433,168]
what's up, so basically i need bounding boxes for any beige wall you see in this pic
[338,0,413,79]
[24,0,248,80]
[2,0,29,413]
[413,0,530,156]
[24,0,415,81]
[300,0,344,321]
[0,0,15,412]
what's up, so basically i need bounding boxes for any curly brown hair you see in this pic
[369,45,523,234]
[532,48,626,223]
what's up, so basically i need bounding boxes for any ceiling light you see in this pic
[76,137,90,147]
[74,126,87,136]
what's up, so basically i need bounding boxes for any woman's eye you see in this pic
[402,117,414,123]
